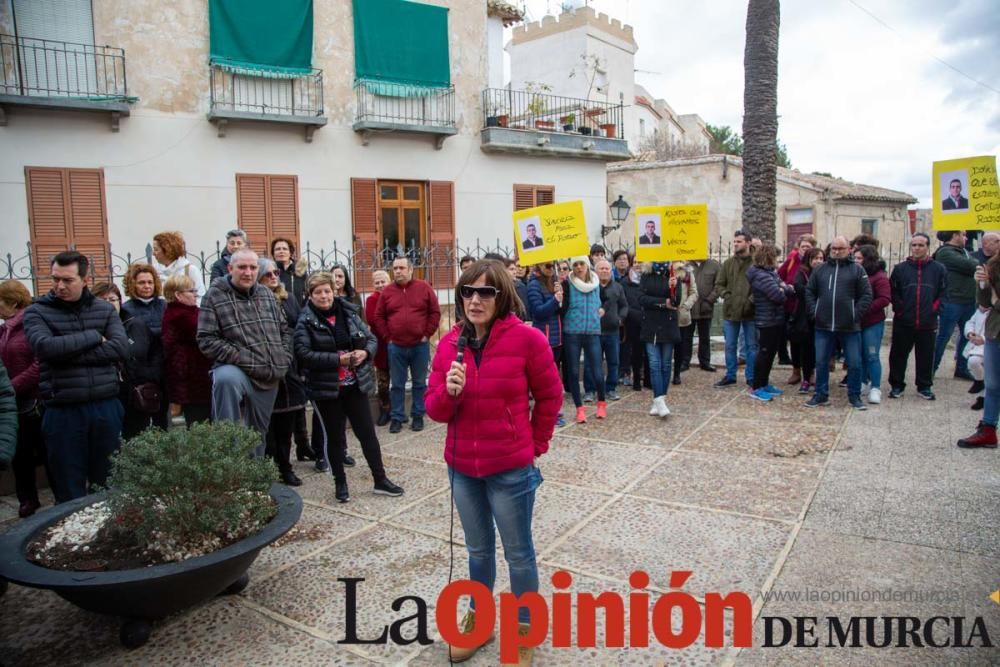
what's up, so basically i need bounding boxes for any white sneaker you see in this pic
[868,387,882,404]
[654,396,671,418]
[649,400,659,416]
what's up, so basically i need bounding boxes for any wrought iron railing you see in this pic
[482,87,625,139]
[209,63,325,117]
[0,34,127,99]
[353,78,456,128]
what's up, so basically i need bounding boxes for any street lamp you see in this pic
[602,195,631,240]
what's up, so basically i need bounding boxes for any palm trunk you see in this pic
[742,0,780,243]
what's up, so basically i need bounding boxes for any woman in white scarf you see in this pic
[560,256,606,423]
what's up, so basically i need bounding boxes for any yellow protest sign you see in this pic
[635,204,709,262]
[513,200,589,265]
[932,155,1000,230]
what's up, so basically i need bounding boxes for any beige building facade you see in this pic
[608,156,917,254]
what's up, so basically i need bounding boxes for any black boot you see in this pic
[335,478,350,503]
[969,380,985,394]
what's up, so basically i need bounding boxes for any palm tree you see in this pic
[741,0,780,242]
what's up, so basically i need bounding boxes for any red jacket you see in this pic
[365,291,389,370]
[426,315,561,478]
[371,279,441,347]
[162,302,213,405]
[861,268,891,328]
[0,308,39,400]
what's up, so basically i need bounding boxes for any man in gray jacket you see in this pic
[804,236,873,410]
[198,248,292,454]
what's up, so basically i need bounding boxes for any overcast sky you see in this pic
[514,0,1000,208]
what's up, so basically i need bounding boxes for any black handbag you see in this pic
[130,382,162,415]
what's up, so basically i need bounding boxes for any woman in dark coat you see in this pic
[161,274,212,426]
[259,258,306,486]
[526,262,566,426]
[0,280,49,517]
[295,272,403,503]
[747,244,795,402]
[639,262,682,418]
[120,264,168,432]
[791,248,825,394]
[855,244,891,404]
[620,256,650,391]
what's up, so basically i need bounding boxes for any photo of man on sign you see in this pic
[941,172,970,212]
[639,218,661,245]
[521,220,545,250]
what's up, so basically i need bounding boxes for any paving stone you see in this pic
[558,408,701,446]
[536,435,666,492]
[630,451,820,520]
[680,418,837,462]
[547,496,792,599]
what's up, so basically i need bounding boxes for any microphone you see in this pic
[456,332,468,364]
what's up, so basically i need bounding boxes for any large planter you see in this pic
[0,483,301,648]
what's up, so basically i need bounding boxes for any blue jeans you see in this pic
[646,342,675,398]
[42,398,123,504]
[984,337,1000,427]
[860,321,885,389]
[934,302,976,374]
[388,341,429,422]
[584,333,621,394]
[723,320,757,383]
[450,465,543,624]
[564,332,604,406]
[815,330,862,398]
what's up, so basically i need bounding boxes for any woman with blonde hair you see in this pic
[152,231,205,303]
[161,273,212,426]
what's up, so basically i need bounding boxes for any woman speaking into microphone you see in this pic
[426,259,561,664]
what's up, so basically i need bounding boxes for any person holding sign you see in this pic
[560,257,606,423]
[639,262,682,417]
[639,219,661,245]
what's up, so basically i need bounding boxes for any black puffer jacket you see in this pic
[638,267,681,344]
[274,296,307,412]
[295,299,378,400]
[122,313,163,386]
[121,297,166,337]
[889,257,948,331]
[620,274,644,328]
[747,265,791,329]
[805,257,873,332]
[790,266,815,338]
[23,289,129,406]
[210,250,232,282]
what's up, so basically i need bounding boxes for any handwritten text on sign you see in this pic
[932,155,1000,231]
[635,204,709,262]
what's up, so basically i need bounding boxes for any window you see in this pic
[861,218,879,238]
[378,180,426,261]
[25,167,110,295]
[785,207,814,248]
[513,184,555,211]
[236,174,300,252]
[12,0,97,98]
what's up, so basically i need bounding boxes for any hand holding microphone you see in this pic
[448,333,469,397]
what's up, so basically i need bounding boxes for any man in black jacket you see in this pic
[804,236,873,409]
[209,229,248,283]
[887,234,948,400]
[24,251,129,502]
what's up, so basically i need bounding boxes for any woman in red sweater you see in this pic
[161,274,213,425]
[426,260,561,664]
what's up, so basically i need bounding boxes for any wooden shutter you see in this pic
[513,184,555,210]
[351,178,378,292]
[236,174,300,253]
[427,180,455,289]
[25,167,109,295]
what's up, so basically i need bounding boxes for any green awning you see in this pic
[353,0,450,92]
[209,0,314,75]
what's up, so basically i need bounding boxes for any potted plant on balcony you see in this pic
[0,422,302,649]
[560,112,576,132]
[486,104,509,128]
[524,80,553,130]
[599,122,617,138]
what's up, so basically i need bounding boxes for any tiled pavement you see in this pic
[1,350,998,666]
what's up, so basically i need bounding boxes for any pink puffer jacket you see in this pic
[426,314,562,478]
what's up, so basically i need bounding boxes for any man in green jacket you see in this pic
[0,361,17,468]
[933,230,979,380]
[713,230,756,387]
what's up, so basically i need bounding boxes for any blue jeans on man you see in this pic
[815,330,862,398]
[450,464,542,624]
[933,301,976,375]
[723,319,757,383]
[583,333,621,394]
[388,341,429,423]
[42,398,124,503]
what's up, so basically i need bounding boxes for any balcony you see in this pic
[207,63,327,142]
[479,88,631,161]
[0,35,133,131]
[353,78,457,149]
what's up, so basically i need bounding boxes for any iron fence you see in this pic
[0,34,127,99]
[209,63,324,117]
[482,87,625,139]
[353,78,456,128]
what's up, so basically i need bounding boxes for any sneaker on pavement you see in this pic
[335,479,350,503]
[575,406,587,423]
[607,390,621,401]
[917,389,936,400]
[805,394,829,408]
[315,458,330,473]
[798,380,811,394]
[375,412,391,427]
[374,478,404,496]
[714,377,737,387]
[838,375,849,388]
[848,395,867,410]
[583,392,595,403]
[411,416,424,432]
[750,388,773,402]
[555,413,567,427]
[343,453,356,467]
[763,384,783,395]
[389,420,403,434]
[868,388,882,404]
[889,387,904,399]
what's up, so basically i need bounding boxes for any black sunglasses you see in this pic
[460,285,499,300]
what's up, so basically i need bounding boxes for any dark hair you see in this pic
[92,282,122,301]
[950,178,962,187]
[612,249,630,264]
[51,250,89,278]
[589,243,606,256]
[855,245,882,275]
[752,243,780,268]
[482,252,507,263]
[851,233,878,250]
[270,237,296,257]
[802,247,825,270]
[329,263,356,299]
[455,260,519,326]
[935,230,959,243]
[733,229,750,242]
[459,254,476,266]
[392,255,412,268]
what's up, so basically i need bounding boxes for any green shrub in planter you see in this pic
[106,422,278,555]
